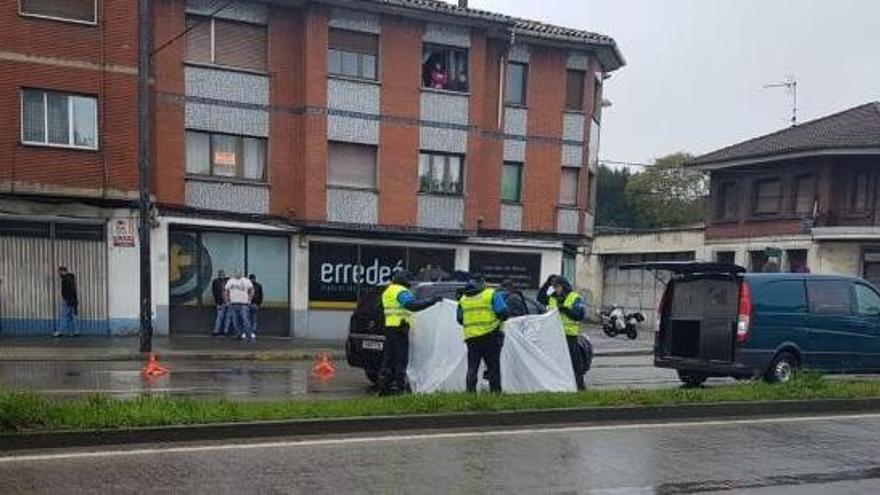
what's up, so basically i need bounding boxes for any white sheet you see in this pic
[407,300,577,394]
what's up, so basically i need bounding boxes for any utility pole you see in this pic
[138,0,153,354]
[763,76,798,126]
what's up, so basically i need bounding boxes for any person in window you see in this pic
[429,62,448,90]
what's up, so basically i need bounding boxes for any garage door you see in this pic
[601,252,695,329]
[0,219,108,335]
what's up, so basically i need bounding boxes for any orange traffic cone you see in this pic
[311,352,336,380]
[141,353,169,378]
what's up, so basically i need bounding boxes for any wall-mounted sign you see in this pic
[111,219,137,247]
[469,250,541,289]
[309,242,455,303]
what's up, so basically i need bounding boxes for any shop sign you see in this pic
[111,218,137,247]
[469,250,541,289]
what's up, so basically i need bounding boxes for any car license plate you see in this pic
[362,340,384,351]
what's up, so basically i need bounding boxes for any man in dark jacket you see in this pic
[248,274,264,334]
[500,279,528,317]
[54,266,79,337]
[210,270,230,336]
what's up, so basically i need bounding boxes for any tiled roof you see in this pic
[350,0,624,69]
[689,102,880,168]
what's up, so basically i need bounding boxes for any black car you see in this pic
[345,281,546,384]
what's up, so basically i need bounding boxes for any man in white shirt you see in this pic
[224,270,255,340]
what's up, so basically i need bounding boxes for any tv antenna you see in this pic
[763,76,798,126]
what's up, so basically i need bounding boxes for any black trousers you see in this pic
[466,330,503,393]
[566,335,586,390]
[378,325,410,392]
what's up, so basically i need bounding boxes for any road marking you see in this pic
[2,412,880,464]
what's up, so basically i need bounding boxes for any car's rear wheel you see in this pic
[765,351,798,384]
[678,371,708,387]
[365,368,380,384]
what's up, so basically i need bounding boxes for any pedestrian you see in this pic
[248,273,263,334]
[210,270,230,336]
[54,266,79,337]
[500,279,528,317]
[457,273,509,393]
[224,270,254,341]
[378,270,441,396]
[547,276,587,390]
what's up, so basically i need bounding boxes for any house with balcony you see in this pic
[687,102,880,286]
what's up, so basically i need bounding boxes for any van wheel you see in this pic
[765,352,798,384]
[678,371,708,388]
[365,368,380,384]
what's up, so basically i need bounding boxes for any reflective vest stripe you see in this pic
[382,284,412,328]
[550,291,582,336]
[459,288,500,340]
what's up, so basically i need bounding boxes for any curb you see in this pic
[3,398,880,452]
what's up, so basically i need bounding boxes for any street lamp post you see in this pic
[138,0,153,354]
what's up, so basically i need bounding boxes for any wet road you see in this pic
[4,413,880,493]
[0,354,691,399]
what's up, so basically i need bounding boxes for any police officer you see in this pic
[378,270,440,396]
[547,276,588,390]
[457,274,509,393]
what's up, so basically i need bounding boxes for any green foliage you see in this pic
[2,373,878,434]
[596,165,636,228]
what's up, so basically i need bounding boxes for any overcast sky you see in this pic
[458,0,880,167]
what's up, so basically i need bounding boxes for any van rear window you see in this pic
[807,280,853,315]
[669,278,739,317]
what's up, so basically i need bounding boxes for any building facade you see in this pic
[0,0,624,338]
[689,102,880,286]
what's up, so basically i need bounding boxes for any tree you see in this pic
[624,152,707,229]
[596,165,636,228]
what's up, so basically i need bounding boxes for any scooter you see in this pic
[601,305,644,340]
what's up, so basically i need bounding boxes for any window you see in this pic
[422,45,469,92]
[565,69,586,111]
[185,15,267,72]
[786,249,809,273]
[501,162,523,203]
[851,171,870,211]
[749,250,769,273]
[328,29,378,80]
[808,280,853,315]
[328,142,377,189]
[186,131,266,181]
[588,169,597,211]
[794,174,816,216]
[20,0,96,23]
[715,251,736,265]
[855,284,880,316]
[592,76,603,120]
[419,152,463,195]
[559,167,580,206]
[505,62,527,106]
[753,178,781,215]
[755,281,807,313]
[21,89,97,149]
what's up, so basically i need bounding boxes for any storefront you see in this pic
[167,226,290,336]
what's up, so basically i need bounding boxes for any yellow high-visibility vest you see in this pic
[550,291,582,336]
[382,284,412,328]
[459,288,501,340]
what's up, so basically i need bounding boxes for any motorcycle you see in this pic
[601,305,644,340]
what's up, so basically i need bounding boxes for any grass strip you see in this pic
[2,373,880,433]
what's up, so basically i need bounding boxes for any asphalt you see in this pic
[4,412,880,493]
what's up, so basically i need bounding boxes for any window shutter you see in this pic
[565,70,585,111]
[214,20,267,71]
[328,143,377,189]
[329,29,378,55]
[754,179,781,214]
[559,168,579,205]
[794,175,815,215]
[185,16,212,64]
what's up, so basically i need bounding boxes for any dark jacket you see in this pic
[503,289,528,317]
[60,273,78,306]
[251,281,264,306]
[211,277,227,305]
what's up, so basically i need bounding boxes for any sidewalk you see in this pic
[0,327,652,362]
[0,335,344,362]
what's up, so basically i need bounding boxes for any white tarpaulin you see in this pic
[407,300,577,394]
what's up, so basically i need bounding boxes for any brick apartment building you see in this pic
[0,0,624,339]
[688,102,880,285]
